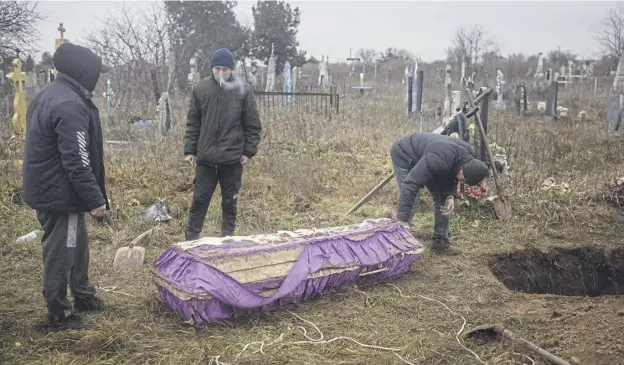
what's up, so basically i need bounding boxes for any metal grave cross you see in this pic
[103,79,114,112]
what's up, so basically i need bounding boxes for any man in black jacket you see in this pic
[183,48,262,240]
[22,43,111,331]
[390,133,489,255]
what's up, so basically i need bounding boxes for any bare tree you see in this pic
[85,2,174,117]
[381,47,414,62]
[356,48,377,66]
[592,3,624,59]
[446,24,496,72]
[0,1,44,61]
[547,48,577,68]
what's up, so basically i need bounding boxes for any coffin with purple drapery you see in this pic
[152,218,424,325]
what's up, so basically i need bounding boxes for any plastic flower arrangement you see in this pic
[458,182,489,208]
[541,177,570,201]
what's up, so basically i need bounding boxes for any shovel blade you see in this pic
[113,246,146,269]
[492,197,512,220]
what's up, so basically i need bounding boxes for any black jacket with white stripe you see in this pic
[22,45,108,213]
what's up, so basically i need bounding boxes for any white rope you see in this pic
[387,284,487,365]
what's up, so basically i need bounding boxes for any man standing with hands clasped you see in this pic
[390,133,489,255]
[22,43,111,331]
[183,48,262,240]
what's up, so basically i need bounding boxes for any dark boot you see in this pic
[47,311,85,331]
[74,296,104,312]
[431,237,462,255]
[185,231,200,241]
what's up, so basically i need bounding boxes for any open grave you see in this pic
[488,247,624,297]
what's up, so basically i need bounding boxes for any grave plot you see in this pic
[488,247,624,297]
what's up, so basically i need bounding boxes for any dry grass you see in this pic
[1,85,624,365]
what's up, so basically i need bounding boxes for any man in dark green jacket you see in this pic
[183,48,262,240]
[390,133,489,255]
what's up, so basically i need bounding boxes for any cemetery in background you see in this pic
[2,2,624,365]
[2,1,623,138]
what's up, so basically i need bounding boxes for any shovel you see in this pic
[463,88,512,220]
[113,228,154,269]
[464,324,573,365]
[345,172,395,216]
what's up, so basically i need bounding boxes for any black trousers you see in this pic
[37,211,97,317]
[186,162,243,239]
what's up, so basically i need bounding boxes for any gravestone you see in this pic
[443,65,452,120]
[246,66,257,88]
[404,66,412,103]
[545,81,558,121]
[607,54,624,136]
[292,66,298,104]
[265,47,276,92]
[24,72,39,104]
[318,55,329,91]
[460,58,466,86]
[514,82,527,116]
[494,69,505,110]
[292,66,299,92]
[37,70,48,88]
[188,58,200,87]
[403,66,409,85]
[414,70,424,113]
[452,91,461,112]
[282,60,292,107]
[157,92,171,136]
[535,52,544,78]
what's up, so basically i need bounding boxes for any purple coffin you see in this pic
[152,218,424,325]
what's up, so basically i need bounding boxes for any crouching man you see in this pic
[22,43,111,331]
[390,132,489,255]
[183,48,262,240]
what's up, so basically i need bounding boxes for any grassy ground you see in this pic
[1,90,623,365]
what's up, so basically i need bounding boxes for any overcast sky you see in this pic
[34,1,618,63]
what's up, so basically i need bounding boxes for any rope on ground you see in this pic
[208,355,230,365]
[387,284,487,365]
[233,333,285,360]
[231,310,415,364]
[97,286,132,297]
[285,310,415,365]
[514,352,536,365]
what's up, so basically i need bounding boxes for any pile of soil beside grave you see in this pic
[488,247,624,297]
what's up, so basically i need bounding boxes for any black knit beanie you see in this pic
[462,159,489,186]
[210,48,235,70]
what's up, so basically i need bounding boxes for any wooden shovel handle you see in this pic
[463,88,504,197]
[495,326,573,365]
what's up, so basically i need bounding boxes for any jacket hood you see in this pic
[53,43,105,92]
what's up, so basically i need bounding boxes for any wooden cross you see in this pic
[58,22,65,38]
[7,59,27,89]
[6,58,28,136]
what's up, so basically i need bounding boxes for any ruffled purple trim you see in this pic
[153,222,422,325]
